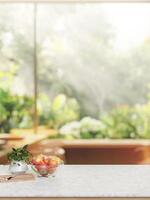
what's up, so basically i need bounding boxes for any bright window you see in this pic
[0,3,150,139]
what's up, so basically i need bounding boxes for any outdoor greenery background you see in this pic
[0,3,150,138]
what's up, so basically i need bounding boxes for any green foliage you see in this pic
[131,103,150,139]
[38,93,52,125]
[58,102,150,139]
[0,88,80,133]
[1,85,150,140]
[7,145,31,162]
[101,103,150,139]
[101,106,137,139]
[0,88,34,133]
[48,94,80,129]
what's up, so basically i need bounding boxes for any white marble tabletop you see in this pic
[0,165,150,197]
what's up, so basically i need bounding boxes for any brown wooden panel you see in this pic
[2,139,150,164]
[65,147,149,164]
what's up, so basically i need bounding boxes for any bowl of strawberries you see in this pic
[31,154,63,177]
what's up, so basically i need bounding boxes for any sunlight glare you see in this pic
[103,3,150,51]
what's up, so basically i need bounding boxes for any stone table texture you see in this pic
[0,165,150,197]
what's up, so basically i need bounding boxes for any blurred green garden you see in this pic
[1,88,150,139]
[1,3,150,139]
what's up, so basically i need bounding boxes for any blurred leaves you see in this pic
[47,94,80,128]
[0,88,34,133]
[59,102,150,139]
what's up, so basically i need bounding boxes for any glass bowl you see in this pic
[32,164,57,177]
